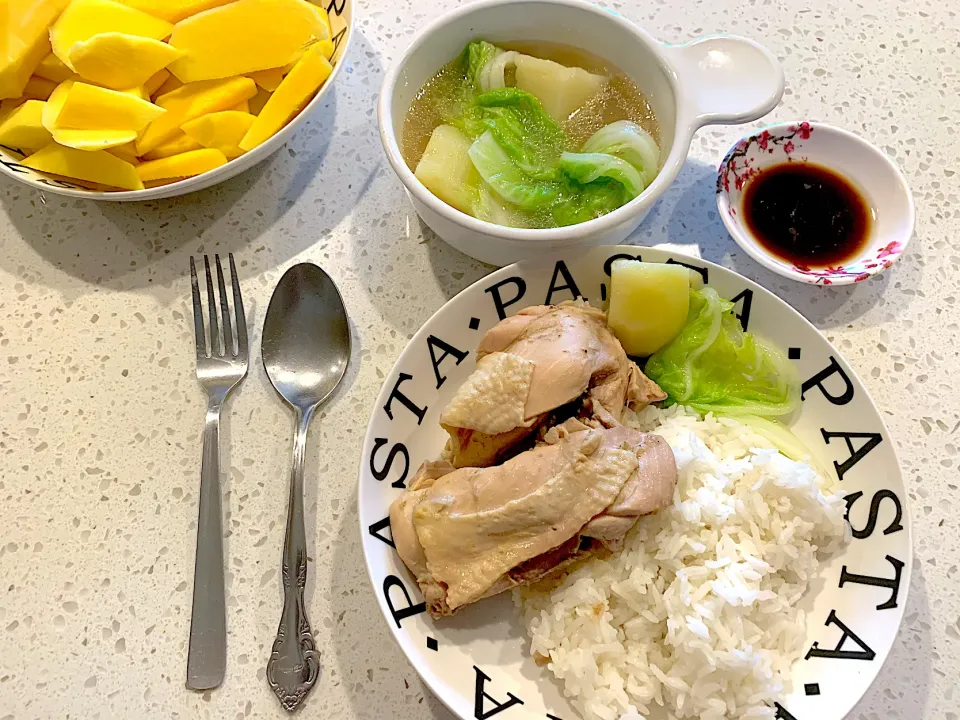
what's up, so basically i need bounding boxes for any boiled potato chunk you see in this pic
[68,32,184,89]
[22,143,144,189]
[136,76,256,154]
[607,260,691,356]
[167,0,329,83]
[135,147,227,181]
[514,55,606,123]
[55,82,165,132]
[181,111,256,158]
[414,124,480,215]
[116,0,235,23]
[140,132,201,160]
[238,42,330,150]
[0,0,70,99]
[52,128,138,150]
[50,0,174,69]
[0,100,52,150]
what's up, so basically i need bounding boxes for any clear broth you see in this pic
[401,40,659,172]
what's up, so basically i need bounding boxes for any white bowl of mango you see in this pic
[0,0,352,200]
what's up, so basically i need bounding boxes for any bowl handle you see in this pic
[663,36,784,127]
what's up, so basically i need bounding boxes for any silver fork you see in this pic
[186,253,248,691]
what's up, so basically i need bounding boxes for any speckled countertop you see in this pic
[0,0,955,718]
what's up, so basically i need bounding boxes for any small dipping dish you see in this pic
[716,121,914,285]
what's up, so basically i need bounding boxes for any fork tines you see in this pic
[189,253,248,361]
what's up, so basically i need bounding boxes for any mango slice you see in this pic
[50,0,174,68]
[52,127,138,150]
[35,53,75,83]
[229,99,250,113]
[240,42,331,151]
[122,86,150,101]
[55,82,165,132]
[248,87,271,116]
[181,110,255,158]
[41,79,73,130]
[117,0,235,23]
[0,100,52,150]
[152,72,182,98]
[143,68,169,96]
[140,132,201,160]
[249,68,285,92]
[22,143,144,190]
[316,39,335,61]
[23,76,56,100]
[68,32,184,90]
[136,147,227,181]
[0,1,70,99]
[136,76,255,154]
[105,140,139,163]
[168,0,328,83]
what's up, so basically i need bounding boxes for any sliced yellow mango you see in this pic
[152,72,182,98]
[22,143,144,189]
[0,98,25,122]
[143,68,169,96]
[0,100,52,150]
[249,67,285,92]
[229,99,250,113]
[248,87,271,115]
[50,0,174,69]
[140,132,201,160]
[0,1,70,99]
[122,86,150,101]
[117,0,235,23]
[105,140,138,163]
[52,127,138,150]
[168,0,327,82]
[316,39,334,61]
[23,76,56,100]
[34,53,76,83]
[181,110,255,158]
[240,42,330,151]
[41,79,73,130]
[136,76,255,154]
[68,32,184,90]
[55,82,165,132]
[136,147,227,181]
[307,3,332,38]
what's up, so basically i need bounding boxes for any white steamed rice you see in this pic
[517,405,849,720]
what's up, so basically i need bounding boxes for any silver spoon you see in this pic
[261,263,350,712]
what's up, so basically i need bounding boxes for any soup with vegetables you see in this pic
[402,41,660,229]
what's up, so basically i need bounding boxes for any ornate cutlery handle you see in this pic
[267,406,320,712]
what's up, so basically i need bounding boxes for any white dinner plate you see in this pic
[357,246,911,720]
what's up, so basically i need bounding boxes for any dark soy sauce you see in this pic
[742,162,873,267]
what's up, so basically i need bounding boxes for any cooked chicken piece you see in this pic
[390,426,677,617]
[440,303,665,468]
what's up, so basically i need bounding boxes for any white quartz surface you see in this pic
[0,0,956,718]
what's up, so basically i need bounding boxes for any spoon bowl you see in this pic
[262,264,351,410]
[261,262,350,712]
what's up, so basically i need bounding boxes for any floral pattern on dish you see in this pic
[715,121,911,286]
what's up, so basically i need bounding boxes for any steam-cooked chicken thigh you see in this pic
[440,304,665,467]
[390,426,677,617]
